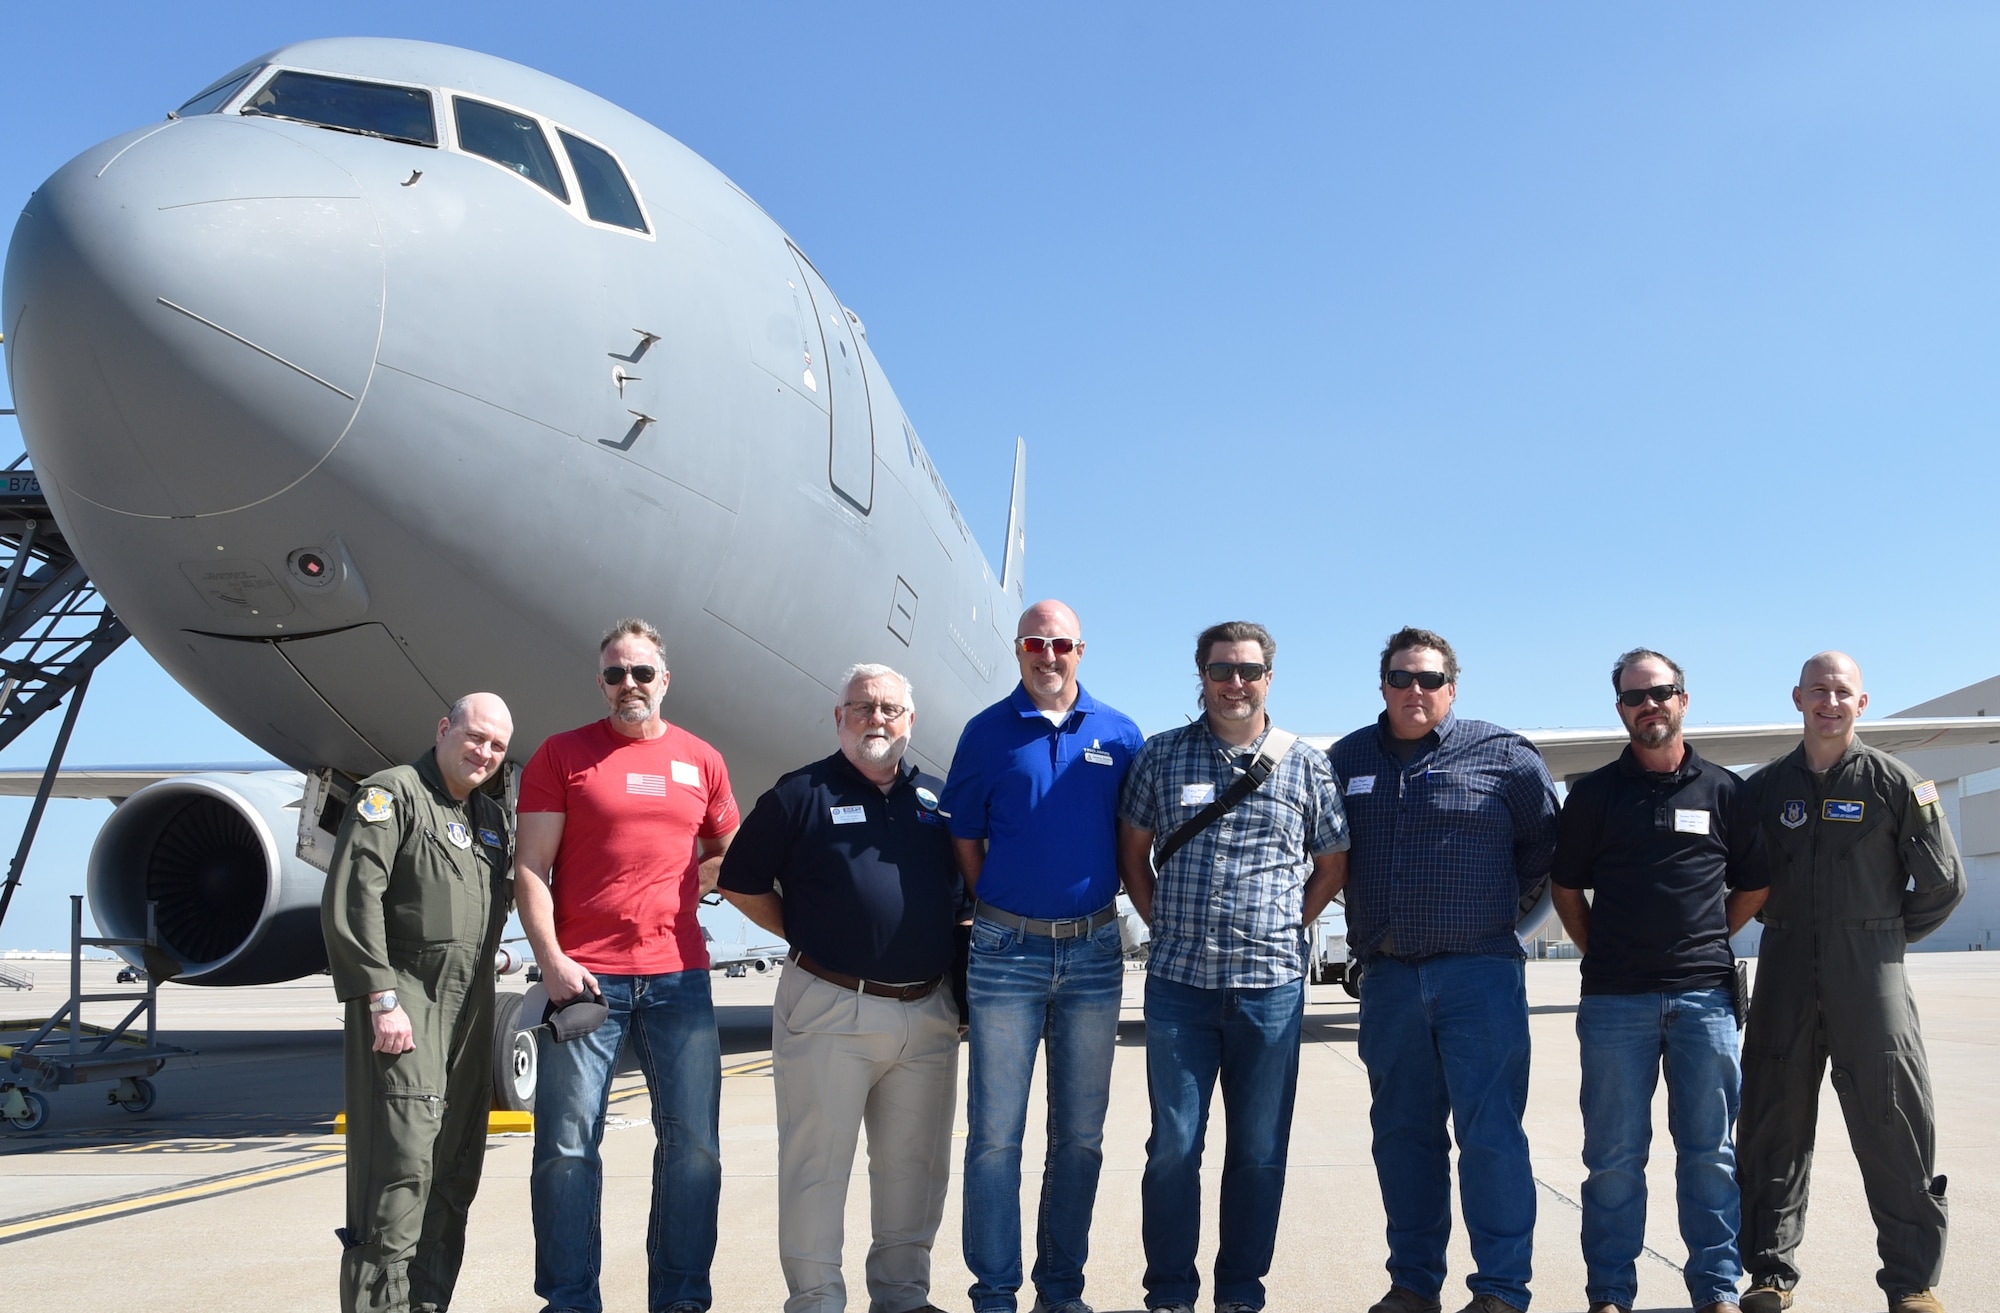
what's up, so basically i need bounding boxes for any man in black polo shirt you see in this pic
[1551,649,1768,1313]
[718,662,963,1313]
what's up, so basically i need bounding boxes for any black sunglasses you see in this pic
[602,664,658,686]
[1617,684,1684,708]
[1204,661,1269,683]
[1385,670,1451,690]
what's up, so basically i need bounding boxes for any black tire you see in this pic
[492,991,537,1112]
[116,1077,158,1114]
[5,1089,50,1131]
[1341,960,1365,1000]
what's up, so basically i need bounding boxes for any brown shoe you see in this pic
[1740,1287,1792,1313]
[1891,1291,1945,1313]
[1367,1289,1442,1313]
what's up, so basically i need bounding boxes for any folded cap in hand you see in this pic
[518,981,609,1043]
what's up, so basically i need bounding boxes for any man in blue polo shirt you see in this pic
[718,662,963,1313]
[941,599,1145,1313]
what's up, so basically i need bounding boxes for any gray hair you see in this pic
[838,662,914,712]
[599,617,666,663]
[1610,647,1685,691]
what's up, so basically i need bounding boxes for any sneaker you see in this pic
[1891,1292,1945,1313]
[1368,1290,1442,1313]
[1457,1297,1524,1313]
[1740,1287,1793,1313]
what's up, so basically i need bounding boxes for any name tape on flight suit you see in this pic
[1823,800,1865,822]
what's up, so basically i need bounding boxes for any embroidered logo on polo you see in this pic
[1823,799,1865,822]
[357,788,394,823]
[477,828,504,849]
[1780,800,1808,829]
[445,821,473,849]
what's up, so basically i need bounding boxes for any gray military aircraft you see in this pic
[6,38,2000,1029]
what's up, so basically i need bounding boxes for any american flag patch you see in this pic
[627,772,668,796]
[1915,779,1940,807]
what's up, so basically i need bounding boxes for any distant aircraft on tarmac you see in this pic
[5,39,1999,1049]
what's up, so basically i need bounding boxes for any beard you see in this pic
[612,694,656,724]
[1631,713,1680,747]
[851,731,904,766]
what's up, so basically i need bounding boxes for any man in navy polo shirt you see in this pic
[717,662,963,1313]
[1551,649,1766,1313]
[941,599,1144,1313]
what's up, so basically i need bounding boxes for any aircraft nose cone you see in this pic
[3,117,382,517]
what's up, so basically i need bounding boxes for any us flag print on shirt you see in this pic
[627,772,668,797]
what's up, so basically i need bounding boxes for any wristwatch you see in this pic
[368,991,400,1014]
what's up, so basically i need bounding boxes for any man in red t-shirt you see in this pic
[516,617,739,1313]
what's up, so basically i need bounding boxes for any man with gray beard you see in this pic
[720,663,964,1313]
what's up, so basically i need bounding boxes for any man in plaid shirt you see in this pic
[1116,620,1349,1313]
[1325,627,1559,1313]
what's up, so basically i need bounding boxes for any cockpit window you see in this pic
[177,69,258,117]
[558,131,648,233]
[454,98,569,202]
[241,71,437,147]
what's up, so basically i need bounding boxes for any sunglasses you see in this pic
[843,700,909,720]
[1017,636,1079,656]
[1617,684,1684,708]
[1204,662,1269,683]
[602,664,658,686]
[1384,670,1451,690]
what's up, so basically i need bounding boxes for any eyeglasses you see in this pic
[602,664,658,685]
[1017,636,1079,656]
[843,700,909,720]
[1617,684,1684,708]
[1384,670,1451,691]
[1203,662,1269,683]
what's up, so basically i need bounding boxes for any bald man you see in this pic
[322,693,517,1313]
[942,600,1144,1313]
[1737,654,1965,1313]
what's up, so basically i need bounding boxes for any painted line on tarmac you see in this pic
[0,1150,345,1244]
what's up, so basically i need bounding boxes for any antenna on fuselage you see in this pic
[1000,437,1026,603]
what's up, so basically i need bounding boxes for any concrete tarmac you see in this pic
[3,955,1997,1312]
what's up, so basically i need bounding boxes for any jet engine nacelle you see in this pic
[87,772,326,986]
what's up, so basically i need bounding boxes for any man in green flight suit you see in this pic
[1739,653,1965,1313]
[322,692,516,1313]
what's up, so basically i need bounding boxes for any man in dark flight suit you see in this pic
[322,693,515,1313]
[1738,653,1965,1313]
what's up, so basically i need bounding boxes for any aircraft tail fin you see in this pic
[1000,437,1026,603]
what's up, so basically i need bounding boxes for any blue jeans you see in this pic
[1358,954,1534,1310]
[1577,987,1743,1310]
[1140,973,1303,1312]
[531,970,722,1313]
[962,913,1125,1313]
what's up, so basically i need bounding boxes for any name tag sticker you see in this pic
[1084,749,1115,766]
[671,760,701,787]
[1673,808,1711,835]
[830,805,867,825]
[1346,775,1376,797]
[1823,799,1865,822]
[1180,782,1216,807]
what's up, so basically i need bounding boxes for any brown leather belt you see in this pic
[790,950,943,1002]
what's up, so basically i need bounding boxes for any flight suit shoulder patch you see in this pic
[357,788,395,823]
[1914,779,1940,808]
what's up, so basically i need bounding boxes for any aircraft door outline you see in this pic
[787,245,874,515]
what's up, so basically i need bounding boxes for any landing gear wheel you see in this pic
[4,1089,50,1131]
[492,991,537,1112]
[1341,960,1364,1000]
[113,1077,158,1114]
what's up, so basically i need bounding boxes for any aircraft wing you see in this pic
[0,762,293,800]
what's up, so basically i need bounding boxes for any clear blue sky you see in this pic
[4,4,1999,949]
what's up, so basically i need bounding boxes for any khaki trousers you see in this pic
[773,963,960,1313]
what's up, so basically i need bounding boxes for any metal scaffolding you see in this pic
[0,453,131,933]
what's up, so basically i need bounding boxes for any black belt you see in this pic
[790,950,942,1002]
[974,899,1117,940]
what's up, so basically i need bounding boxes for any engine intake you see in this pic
[87,772,327,986]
